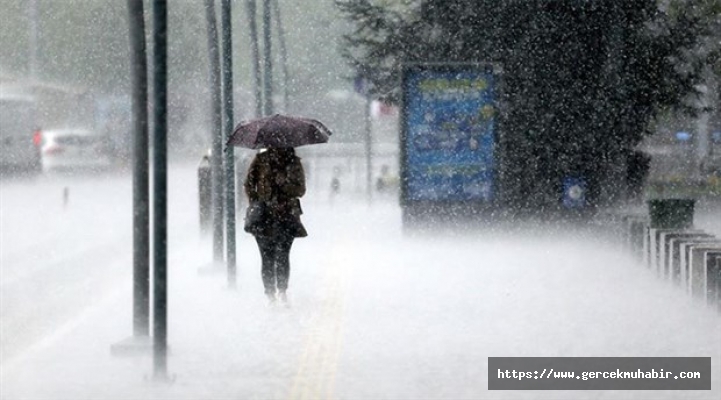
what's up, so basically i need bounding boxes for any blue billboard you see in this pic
[401,64,497,202]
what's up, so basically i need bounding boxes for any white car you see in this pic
[40,129,112,172]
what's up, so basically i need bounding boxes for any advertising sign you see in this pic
[401,64,497,203]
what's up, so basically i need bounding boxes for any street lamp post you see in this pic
[127,0,150,339]
[262,0,273,116]
[221,0,237,287]
[151,0,169,380]
[205,0,225,264]
[246,0,263,118]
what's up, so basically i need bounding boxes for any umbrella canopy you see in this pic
[227,114,332,149]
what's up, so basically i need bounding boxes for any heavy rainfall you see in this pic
[0,0,720,399]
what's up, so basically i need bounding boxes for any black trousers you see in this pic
[255,235,294,296]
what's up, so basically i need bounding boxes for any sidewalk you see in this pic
[2,198,720,400]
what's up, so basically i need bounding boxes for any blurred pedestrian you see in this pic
[376,165,391,193]
[63,187,69,210]
[244,148,307,306]
[375,164,399,196]
[329,165,341,205]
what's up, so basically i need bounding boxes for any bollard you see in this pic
[198,154,212,234]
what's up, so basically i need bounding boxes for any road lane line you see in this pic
[289,243,350,400]
[324,275,348,399]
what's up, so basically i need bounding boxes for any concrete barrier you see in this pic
[647,229,697,273]
[689,247,721,304]
[609,201,719,313]
[661,232,710,281]
[621,214,649,257]
[680,238,721,291]
[713,255,721,311]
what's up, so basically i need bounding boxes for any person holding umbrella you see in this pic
[244,147,306,305]
[228,114,331,306]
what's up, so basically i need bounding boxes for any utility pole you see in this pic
[221,0,236,287]
[365,96,372,204]
[151,0,169,380]
[205,0,225,264]
[696,67,715,181]
[356,73,373,204]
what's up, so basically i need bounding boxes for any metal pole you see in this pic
[365,95,372,204]
[221,0,236,287]
[262,0,273,116]
[271,0,288,112]
[151,0,168,379]
[205,0,224,264]
[27,0,39,80]
[246,0,263,118]
[696,66,714,180]
[604,4,627,205]
[127,0,150,338]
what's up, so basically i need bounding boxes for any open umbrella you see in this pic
[226,114,332,149]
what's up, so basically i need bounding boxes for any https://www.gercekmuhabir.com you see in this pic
[488,357,711,390]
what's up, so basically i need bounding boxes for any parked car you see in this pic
[40,129,111,172]
[0,94,42,174]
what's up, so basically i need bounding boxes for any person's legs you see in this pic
[275,236,294,296]
[255,236,277,299]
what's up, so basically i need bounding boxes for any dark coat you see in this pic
[244,150,307,238]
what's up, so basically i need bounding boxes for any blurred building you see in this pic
[1,72,93,130]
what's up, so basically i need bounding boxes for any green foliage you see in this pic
[337,0,719,209]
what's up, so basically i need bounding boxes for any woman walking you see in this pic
[244,147,307,305]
